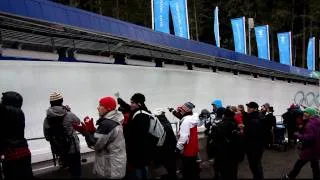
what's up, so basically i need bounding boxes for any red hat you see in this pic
[99,96,117,111]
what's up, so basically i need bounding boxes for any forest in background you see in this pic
[52,0,320,70]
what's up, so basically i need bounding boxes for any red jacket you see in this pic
[234,113,243,125]
[177,113,199,157]
[183,126,199,157]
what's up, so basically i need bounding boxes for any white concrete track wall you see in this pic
[2,48,59,61]
[0,60,319,163]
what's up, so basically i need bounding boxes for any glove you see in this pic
[175,147,182,158]
[83,116,96,133]
[168,107,174,112]
[114,92,120,98]
[72,121,87,135]
[64,105,71,112]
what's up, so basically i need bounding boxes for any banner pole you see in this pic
[151,0,154,30]
[185,0,190,39]
[313,37,315,71]
[248,19,251,55]
[267,25,270,60]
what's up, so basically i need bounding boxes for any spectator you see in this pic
[213,108,242,180]
[73,96,126,179]
[170,102,200,180]
[211,99,223,114]
[285,107,320,179]
[230,106,237,113]
[208,107,226,179]
[0,91,33,179]
[235,105,246,135]
[261,103,270,116]
[114,92,130,128]
[153,108,177,179]
[124,93,154,179]
[43,92,81,178]
[282,104,300,146]
[264,106,276,148]
[243,102,266,180]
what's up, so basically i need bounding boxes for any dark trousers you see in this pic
[125,166,148,180]
[214,151,238,180]
[246,148,264,180]
[2,155,33,179]
[182,156,199,180]
[288,159,320,179]
[287,128,297,145]
[162,154,177,179]
[66,152,82,178]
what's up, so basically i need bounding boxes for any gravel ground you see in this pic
[35,146,315,179]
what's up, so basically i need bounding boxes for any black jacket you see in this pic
[124,107,152,168]
[0,95,28,154]
[265,113,276,132]
[117,97,131,113]
[243,111,266,148]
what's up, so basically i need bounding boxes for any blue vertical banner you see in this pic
[254,25,270,60]
[214,6,220,47]
[231,17,247,54]
[307,37,316,71]
[152,0,170,34]
[277,32,292,65]
[170,0,190,39]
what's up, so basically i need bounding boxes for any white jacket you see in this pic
[176,113,200,151]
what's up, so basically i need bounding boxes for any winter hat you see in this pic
[246,101,259,109]
[303,107,319,117]
[289,103,300,110]
[262,103,270,109]
[212,99,222,108]
[99,96,117,111]
[50,92,63,102]
[179,102,195,114]
[131,93,145,105]
[1,91,23,108]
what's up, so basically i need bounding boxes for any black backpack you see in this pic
[47,115,71,155]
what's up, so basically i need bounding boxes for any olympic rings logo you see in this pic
[294,91,320,107]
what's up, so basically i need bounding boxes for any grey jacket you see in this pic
[43,106,80,154]
[85,110,127,179]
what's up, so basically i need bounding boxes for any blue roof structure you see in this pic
[0,0,316,79]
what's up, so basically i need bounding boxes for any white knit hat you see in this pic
[50,92,63,102]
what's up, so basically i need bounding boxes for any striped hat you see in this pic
[178,102,195,114]
[50,92,63,102]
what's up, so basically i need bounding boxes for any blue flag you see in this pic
[277,32,292,65]
[214,6,220,47]
[254,25,270,60]
[153,0,170,34]
[231,17,246,54]
[170,0,189,39]
[307,37,315,71]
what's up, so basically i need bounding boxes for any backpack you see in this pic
[46,115,71,155]
[133,110,166,147]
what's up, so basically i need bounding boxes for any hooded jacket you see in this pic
[43,106,80,154]
[84,110,126,178]
[177,113,200,157]
[0,92,30,160]
[297,116,320,160]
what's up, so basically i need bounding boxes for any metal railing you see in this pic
[26,123,180,142]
